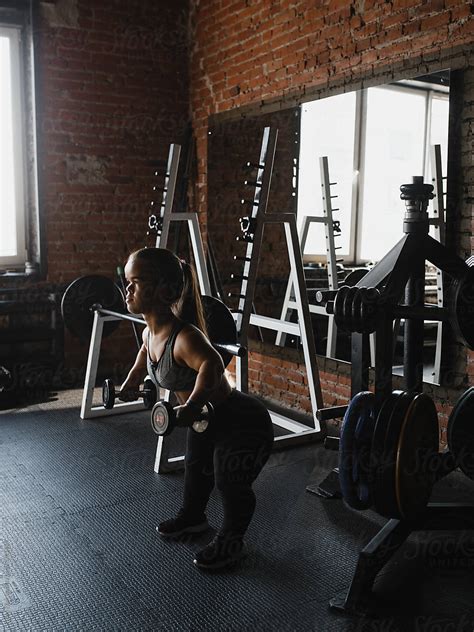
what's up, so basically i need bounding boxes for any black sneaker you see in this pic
[193,534,246,570]
[156,511,209,538]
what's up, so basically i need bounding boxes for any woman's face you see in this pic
[124,258,157,314]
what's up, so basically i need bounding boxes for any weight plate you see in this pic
[451,263,474,350]
[395,393,439,520]
[344,268,369,287]
[372,390,414,519]
[447,387,474,479]
[151,401,173,436]
[339,391,375,510]
[334,285,350,332]
[102,379,115,409]
[201,295,237,367]
[351,288,364,334]
[61,275,125,341]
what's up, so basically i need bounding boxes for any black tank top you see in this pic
[146,323,198,391]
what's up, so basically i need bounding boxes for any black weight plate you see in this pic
[395,393,439,520]
[201,295,237,367]
[353,394,377,507]
[372,390,414,519]
[334,285,350,332]
[61,275,126,341]
[451,264,474,350]
[339,391,375,510]
[344,268,369,287]
[351,288,363,334]
[151,401,174,436]
[102,379,115,409]
[447,387,474,479]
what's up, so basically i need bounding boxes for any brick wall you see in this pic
[189,0,474,431]
[34,0,190,381]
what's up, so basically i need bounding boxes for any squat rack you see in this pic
[80,143,212,423]
[232,126,342,442]
[276,156,340,359]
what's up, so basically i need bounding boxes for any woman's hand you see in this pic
[119,375,142,401]
[174,403,202,427]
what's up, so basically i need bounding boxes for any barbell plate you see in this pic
[201,295,237,367]
[451,263,474,350]
[344,268,369,287]
[334,285,350,332]
[447,387,474,479]
[395,393,439,520]
[61,275,126,341]
[372,390,415,519]
[338,391,375,510]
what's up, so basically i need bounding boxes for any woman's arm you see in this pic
[173,326,225,407]
[120,327,149,392]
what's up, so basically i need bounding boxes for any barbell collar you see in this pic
[314,289,338,304]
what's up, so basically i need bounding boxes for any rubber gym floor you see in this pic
[2,389,474,632]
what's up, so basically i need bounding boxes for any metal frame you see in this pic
[428,143,446,384]
[0,25,28,267]
[80,145,211,423]
[276,156,339,358]
[312,177,473,615]
[234,127,324,439]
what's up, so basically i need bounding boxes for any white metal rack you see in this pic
[276,156,340,358]
[233,126,324,440]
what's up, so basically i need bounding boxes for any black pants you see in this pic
[182,390,274,538]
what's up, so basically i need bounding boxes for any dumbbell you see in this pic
[102,377,157,410]
[151,400,214,436]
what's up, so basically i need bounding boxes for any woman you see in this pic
[120,247,274,570]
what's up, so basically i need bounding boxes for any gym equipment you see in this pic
[61,275,125,341]
[102,377,157,410]
[276,156,341,358]
[372,391,438,521]
[231,126,326,448]
[151,399,213,436]
[61,275,241,368]
[338,391,375,510]
[313,176,474,615]
[343,268,369,287]
[447,387,474,480]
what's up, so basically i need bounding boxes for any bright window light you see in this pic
[298,92,356,256]
[359,87,426,262]
[0,26,26,266]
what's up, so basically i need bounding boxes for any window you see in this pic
[0,1,38,273]
[0,25,27,266]
[298,77,450,264]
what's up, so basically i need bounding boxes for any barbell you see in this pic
[60,274,246,367]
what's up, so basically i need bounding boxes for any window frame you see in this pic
[0,23,28,267]
[299,80,450,266]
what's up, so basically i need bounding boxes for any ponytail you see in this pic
[173,261,208,337]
